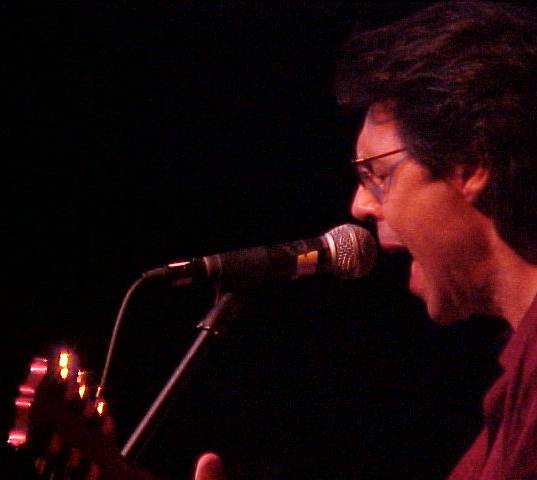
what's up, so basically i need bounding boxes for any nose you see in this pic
[350,184,383,221]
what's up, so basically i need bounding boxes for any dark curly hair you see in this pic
[335,1,537,263]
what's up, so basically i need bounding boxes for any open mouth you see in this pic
[372,221,424,298]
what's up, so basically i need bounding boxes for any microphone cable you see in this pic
[97,274,150,399]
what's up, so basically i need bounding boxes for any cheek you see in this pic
[382,205,432,252]
[382,183,459,253]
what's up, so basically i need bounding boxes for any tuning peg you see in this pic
[8,357,48,449]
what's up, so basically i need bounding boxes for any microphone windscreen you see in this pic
[326,223,377,279]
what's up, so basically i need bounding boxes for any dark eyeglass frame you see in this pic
[351,148,407,202]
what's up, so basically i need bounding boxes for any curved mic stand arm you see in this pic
[120,291,240,458]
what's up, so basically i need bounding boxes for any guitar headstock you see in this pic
[8,348,210,480]
[8,347,114,479]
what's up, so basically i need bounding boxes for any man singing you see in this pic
[335,1,537,477]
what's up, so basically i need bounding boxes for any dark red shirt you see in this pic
[448,293,537,479]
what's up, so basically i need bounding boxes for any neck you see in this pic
[491,240,537,330]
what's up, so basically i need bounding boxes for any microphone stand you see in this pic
[121,291,240,457]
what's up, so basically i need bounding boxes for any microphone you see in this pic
[144,223,377,290]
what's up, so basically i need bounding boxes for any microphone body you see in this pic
[146,224,377,290]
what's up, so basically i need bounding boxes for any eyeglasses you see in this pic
[351,148,407,202]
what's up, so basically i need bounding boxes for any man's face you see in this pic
[351,105,491,324]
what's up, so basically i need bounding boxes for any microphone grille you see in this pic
[326,224,377,279]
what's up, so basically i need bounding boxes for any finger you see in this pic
[194,452,226,480]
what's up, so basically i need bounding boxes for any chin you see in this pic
[428,311,464,326]
[412,268,472,325]
[425,297,470,325]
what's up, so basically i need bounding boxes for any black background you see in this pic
[4,2,508,479]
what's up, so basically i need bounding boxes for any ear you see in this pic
[451,165,490,203]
